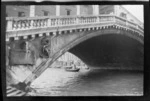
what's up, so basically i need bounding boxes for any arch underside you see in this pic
[48,28,143,69]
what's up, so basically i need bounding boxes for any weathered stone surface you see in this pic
[9,50,35,65]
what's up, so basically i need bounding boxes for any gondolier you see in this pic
[65,61,80,72]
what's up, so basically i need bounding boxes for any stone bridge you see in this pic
[6,14,144,91]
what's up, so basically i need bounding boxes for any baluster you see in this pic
[12,20,16,30]
[58,18,60,26]
[73,18,75,24]
[18,21,22,29]
[56,18,58,26]
[37,20,40,27]
[33,20,36,27]
[76,17,79,24]
[88,18,90,23]
[67,18,69,25]
[84,18,86,23]
[34,20,37,27]
[42,19,45,27]
[69,18,71,24]
[26,20,29,28]
[63,18,65,25]
[24,20,27,28]
[70,18,72,24]
[29,20,32,28]
[71,18,73,24]
[74,18,77,24]
[82,18,84,24]
[21,20,25,29]
[61,18,63,25]
[43,19,46,27]
[54,19,56,26]
[64,18,66,25]
[55,19,57,26]
[51,19,54,26]
[69,18,71,25]
[59,18,61,26]
[68,18,70,25]
[32,20,35,27]
[44,19,46,27]
[87,18,89,23]
[89,18,91,23]
[56,19,58,26]
[30,20,33,28]
[40,19,42,27]
[72,18,74,24]
[86,18,87,23]
[91,17,93,23]
[36,20,39,27]
[47,18,51,27]
[65,18,67,25]
[40,20,42,27]
[37,20,39,27]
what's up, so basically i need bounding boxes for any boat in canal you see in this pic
[65,64,80,72]
[65,67,80,72]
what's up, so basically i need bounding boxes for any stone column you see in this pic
[56,5,60,16]
[76,5,80,15]
[93,5,99,15]
[30,5,35,17]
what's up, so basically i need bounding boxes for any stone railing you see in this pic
[6,14,144,39]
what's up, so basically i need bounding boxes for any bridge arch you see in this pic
[49,26,143,66]
[23,25,144,86]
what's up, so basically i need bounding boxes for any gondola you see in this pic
[65,66,80,72]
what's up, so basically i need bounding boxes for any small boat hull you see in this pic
[65,68,80,72]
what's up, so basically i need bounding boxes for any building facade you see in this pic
[6,5,93,17]
[6,5,143,26]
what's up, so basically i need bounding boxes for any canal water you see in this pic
[30,68,143,96]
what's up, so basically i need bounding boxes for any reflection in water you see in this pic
[30,68,143,96]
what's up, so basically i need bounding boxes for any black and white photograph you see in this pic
[4,4,145,97]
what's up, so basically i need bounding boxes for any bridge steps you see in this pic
[7,86,28,96]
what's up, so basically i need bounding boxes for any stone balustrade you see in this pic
[6,14,144,41]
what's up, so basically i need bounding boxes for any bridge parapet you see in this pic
[6,14,144,41]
